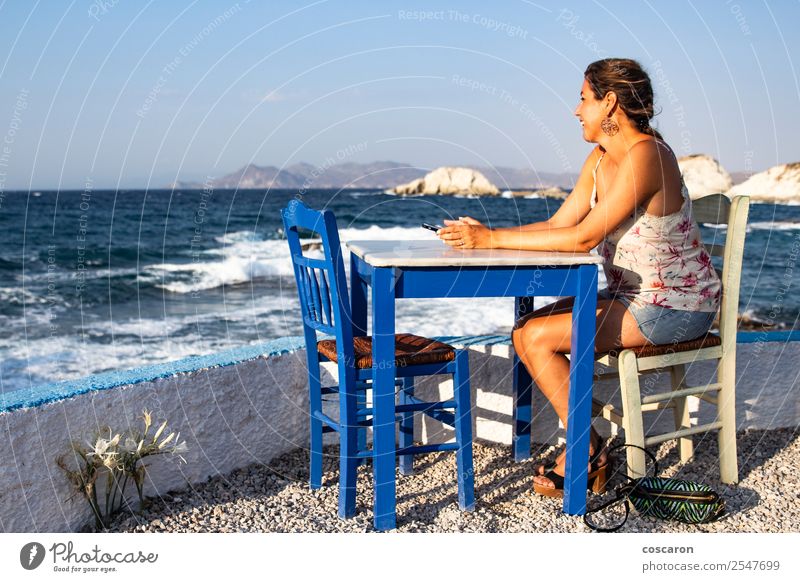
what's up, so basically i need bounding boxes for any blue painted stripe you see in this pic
[0,336,306,414]
[440,331,800,346]
[2,330,795,414]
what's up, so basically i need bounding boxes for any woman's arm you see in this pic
[438,142,662,252]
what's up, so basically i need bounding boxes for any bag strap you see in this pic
[583,444,659,532]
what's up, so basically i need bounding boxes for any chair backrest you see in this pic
[692,194,750,350]
[281,199,355,368]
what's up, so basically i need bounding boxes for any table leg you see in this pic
[371,267,397,530]
[563,264,598,515]
[350,253,368,338]
[512,296,534,461]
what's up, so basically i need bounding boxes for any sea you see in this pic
[0,188,798,394]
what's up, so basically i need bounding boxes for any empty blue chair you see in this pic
[281,200,474,526]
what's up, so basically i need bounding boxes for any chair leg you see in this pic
[453,350,475,511]
[338,377,359,519]
[618,350,648,478]
[670,364,694,463]
[356,382,368,467]
[338,446,359,519]
[399,377,415,475]
[717,356,739,484]
[308,358,324,490]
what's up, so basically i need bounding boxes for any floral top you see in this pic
[590,154,721,312]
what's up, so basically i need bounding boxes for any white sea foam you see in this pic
[749,221,800,231]
[147,237,296,293]
[20,265,142,286]
[213,230,261,244]
[0,286,49,305]
[146,225,610,335]
[0,332,217,393]
[148,226,440,294]
[702,221,800,232]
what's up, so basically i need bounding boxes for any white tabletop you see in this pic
[346,240,604,268]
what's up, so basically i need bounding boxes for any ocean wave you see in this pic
[0,332,212,393]
[214,230,262,244]
[149,225,440,294]
[20,265,143,286]
[0,286,64,308]
[138,223,610,295]
[749,221,800,231]
[83,306,264,338]
[702,221,800,231]
[0,293,564,393]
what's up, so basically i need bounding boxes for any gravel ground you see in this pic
[103,427,800,533]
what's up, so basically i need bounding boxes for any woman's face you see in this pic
[574,78,605,142]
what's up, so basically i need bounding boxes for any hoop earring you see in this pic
[601,117,619,136]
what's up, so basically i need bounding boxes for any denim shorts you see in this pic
[598,288,716,345]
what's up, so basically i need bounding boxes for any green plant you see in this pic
[57,410,188,530]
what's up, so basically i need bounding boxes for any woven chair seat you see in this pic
[596,332,722,360]
[317,333,456,369]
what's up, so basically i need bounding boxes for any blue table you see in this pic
[347,240,602,530]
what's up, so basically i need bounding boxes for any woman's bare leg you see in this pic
[511,297,651,490]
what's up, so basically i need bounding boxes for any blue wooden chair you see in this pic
[281,199,475,523]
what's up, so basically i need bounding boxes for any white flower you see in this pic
[158,432,175,449]
[120,437,139,454]
[89,437,113,458]
[142,410,152,433]
[152,420,168,443]
[102,454,119,470]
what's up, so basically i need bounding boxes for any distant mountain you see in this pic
[170,161,580,191]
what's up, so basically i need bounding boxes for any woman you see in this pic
[437,58,721,497]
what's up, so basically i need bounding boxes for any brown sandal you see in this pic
[533,439,611,498]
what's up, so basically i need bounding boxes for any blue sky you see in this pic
[1,0,799,189]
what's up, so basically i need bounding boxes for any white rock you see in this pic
[389,166,500,196]
[728,162,800,203]
[501,186,569,199]
[678,155,733,198]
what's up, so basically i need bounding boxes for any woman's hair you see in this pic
[584,58,663,140]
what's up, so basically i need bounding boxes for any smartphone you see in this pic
[421,222,443,232]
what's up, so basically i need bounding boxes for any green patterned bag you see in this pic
[583,445,726,532]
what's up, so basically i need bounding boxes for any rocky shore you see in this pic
[383,156,800,204]
[502,186,569,199]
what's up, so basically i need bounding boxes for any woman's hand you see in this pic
[437,216,493,249]
[443,216,484,227]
